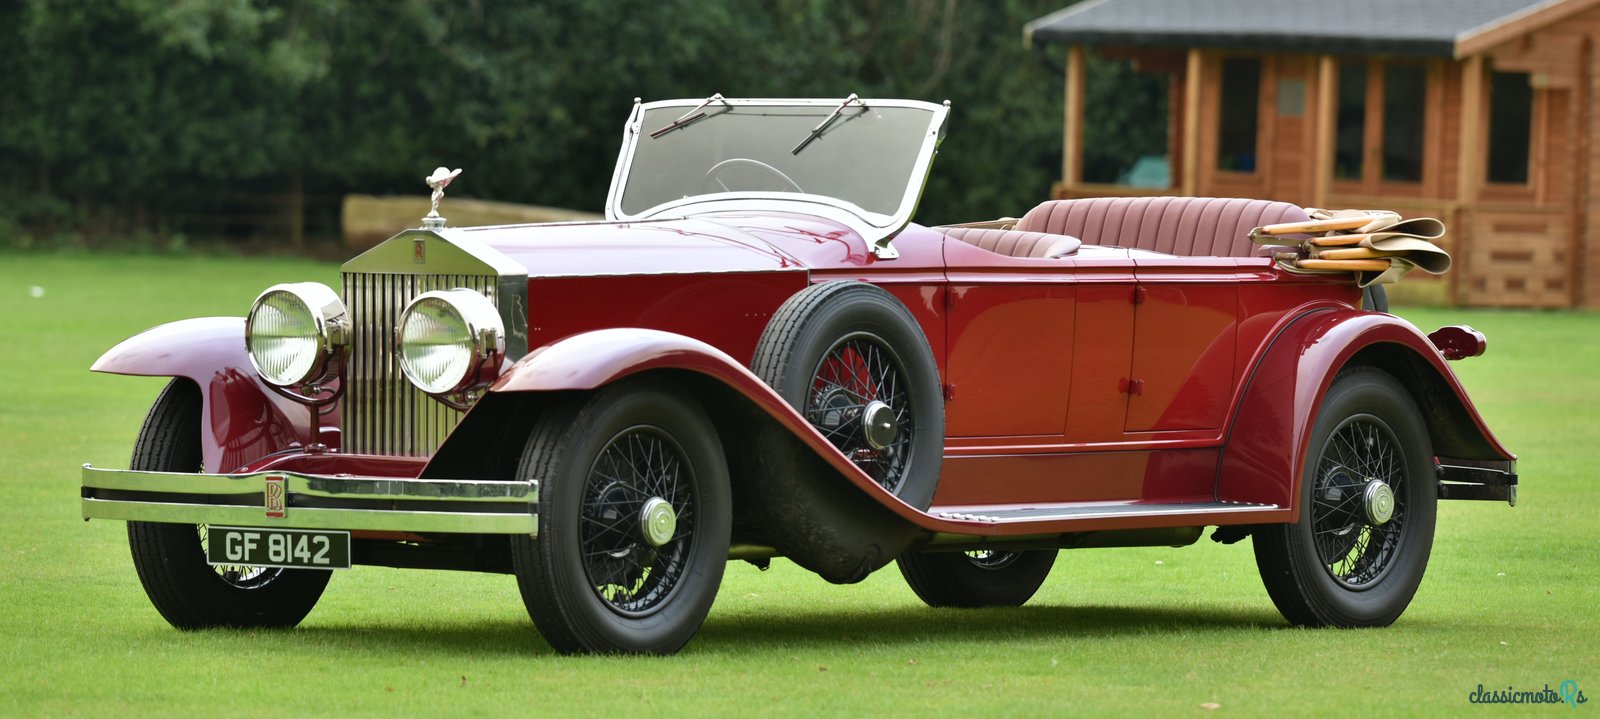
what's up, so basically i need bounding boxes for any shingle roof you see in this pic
[1026,0,1560,56]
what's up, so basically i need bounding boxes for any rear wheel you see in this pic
[510,380,731,654]
[897,549,1057,608]
[1252,367,1436,627]
[126,380,331,629]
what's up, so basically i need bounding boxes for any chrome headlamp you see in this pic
[397,289,505,396]
[245,283,349,388]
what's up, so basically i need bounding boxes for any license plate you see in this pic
[205,526,351,570]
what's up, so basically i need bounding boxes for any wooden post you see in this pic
[1182,48,1203,196]
[1579,38,1597,307]
[1063,45,1086,193]
[1455,54,1485,305]
[1312,55,1336,208]
[1422,60,1447,199]
[1458,56,1485,204]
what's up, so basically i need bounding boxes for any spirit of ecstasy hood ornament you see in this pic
[423,167,462,229]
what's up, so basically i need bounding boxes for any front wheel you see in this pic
[897,549,1057,608]
[510,380,731,655]
[1252,367,1436,627]
[126,380,331,629]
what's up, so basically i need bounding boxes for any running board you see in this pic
[931,500,1279,526]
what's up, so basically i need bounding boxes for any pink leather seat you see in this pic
[939,227,1081,259]
[1015,197,1311,258]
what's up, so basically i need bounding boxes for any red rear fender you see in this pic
[92,318,319,472]
[1217,309,1515,516]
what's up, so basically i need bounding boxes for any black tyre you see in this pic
[751,281,944,508]
[1252,367,1436,627]
[1362,285,1390,313]
[126,380,331,629]
[510,380,731,655]
[897,549,1057,608]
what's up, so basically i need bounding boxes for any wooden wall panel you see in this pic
[1483,4,1600,307]
[1044,3,1600,308]
[1463,210,1574,307]
[1268,55,1313,202]
[1590,34,1600,308]
[1437,62,1463,201]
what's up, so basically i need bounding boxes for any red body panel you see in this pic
[91,318,329,473]
[459,217,807,277]
[525,272,804,364]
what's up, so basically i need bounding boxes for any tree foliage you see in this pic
[0,0,1074,240]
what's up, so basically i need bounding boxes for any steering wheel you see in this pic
[701,158,803,194]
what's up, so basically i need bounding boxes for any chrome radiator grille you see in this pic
[341,271,498,456]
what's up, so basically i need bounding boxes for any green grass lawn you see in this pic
[2,253,1596,717]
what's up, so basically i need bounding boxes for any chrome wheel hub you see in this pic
[639,497,677,548]
[861,400,898,450]
[1363,480,1396,526]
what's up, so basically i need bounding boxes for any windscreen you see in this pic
[618,103,938,218]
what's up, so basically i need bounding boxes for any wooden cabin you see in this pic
[1026,0,1600,308]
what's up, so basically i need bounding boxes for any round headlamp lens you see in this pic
[397,288,505,396]
[398,296,474,394]
[246,283,345,387]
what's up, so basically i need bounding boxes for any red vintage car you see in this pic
[81,96,1516,654]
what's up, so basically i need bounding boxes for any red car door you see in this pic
[1125,257,1242,433]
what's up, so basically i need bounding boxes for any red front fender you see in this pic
[92,317,321,472]
[1216,309,1516,517]
[472,328,934,524]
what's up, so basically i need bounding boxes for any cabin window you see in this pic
[1331,60,1428,187]
[1382,64,1426,182]
[1081,55,1172,188]
[1334,62,1367,180]
[1217,58,1261,173]
[1488,71,1533,185]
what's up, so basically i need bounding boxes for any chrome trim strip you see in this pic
[932,501,1280,525]
[83,466,534,502]
[82,499,536,534]
[81,465,537,535]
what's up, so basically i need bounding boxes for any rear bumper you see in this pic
[1437,458,1518,506]
[80,464,537,535]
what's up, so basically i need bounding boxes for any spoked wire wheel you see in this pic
[806,332,916,493]
[1251,367,1437,628]
[580,426,697,617]
[510,380,730,654]
[1310,416,1408,589]
[747,280,944,581]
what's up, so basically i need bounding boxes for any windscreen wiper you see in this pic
[791,93,864,155]
[649,93,727,139]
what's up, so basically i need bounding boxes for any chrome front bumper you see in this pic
[80,465,537,535]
